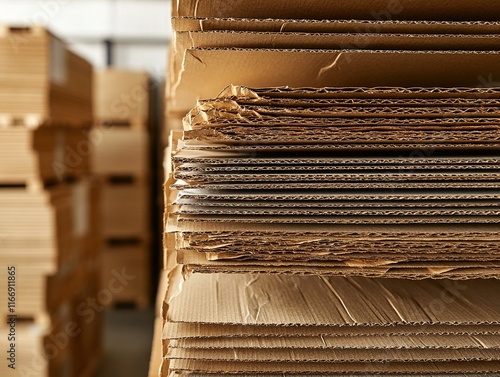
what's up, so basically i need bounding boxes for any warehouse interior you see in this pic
[1,1,500,377]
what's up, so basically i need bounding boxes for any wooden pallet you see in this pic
[0,25,92,127]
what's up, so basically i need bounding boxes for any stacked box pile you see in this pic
[159,1,500,375]
[92,69,153,308]
[0,26,101,377]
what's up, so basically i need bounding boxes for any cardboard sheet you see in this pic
[166,273,500,326]
[173,17,500,34]
[174,0,500,21]
[164,322,500,339]
[171,49,500,114]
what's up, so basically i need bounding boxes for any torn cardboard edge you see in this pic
[170,48,500,114]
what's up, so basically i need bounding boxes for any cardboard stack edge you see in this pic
[161,84,500,374]
[160,1,500,375]
[166,85,500,280]
[0,25,101,377]
[91,69,153,308]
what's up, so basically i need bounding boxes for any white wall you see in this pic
[0,0,171,78]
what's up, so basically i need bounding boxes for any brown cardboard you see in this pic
[220,85,500,100]
[0,26,92,127]
[179,139,500,152]
[167,216,500,236]
[93,69,151,126]
[167,347,500,362]
[0,126,91,184]
[166,273,500,326]
[183,127,500,146]
[163,3,500,369]
[170,371,500,377]
[175,0,500,21]
[101,239,151,308]
[173,17,500,34]
[174,205,500,218]
[175,213,499,225]
[169,334,500,349]
[178,30,500,70]
[164,322,500,339]
[170,49,500,114]
[91,128,149,177]
[168,358,500,373]
[188,101,500,118]
[173,179,499,191]
[149,317,164,377]
[102,178,150,238]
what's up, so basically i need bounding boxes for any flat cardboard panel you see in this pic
[173,17,500,34]
[167,347,500,362]
[166,272,500,326]
[175,30,500,51]
[179,139,500,152]
[168,358,500,373]
[175,0,500,21]
[171,49,500,114]
[164,322,500,339]
[169,334,500,349]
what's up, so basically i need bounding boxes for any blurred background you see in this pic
[0,1,172,376]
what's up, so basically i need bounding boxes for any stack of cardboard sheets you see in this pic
[166,0,500,129]
[92,69,153,308]
[0,26,101,377]
[163,85,500,374]
[163,270,500,374]
[161,1,500,375]
[166,85,500,280]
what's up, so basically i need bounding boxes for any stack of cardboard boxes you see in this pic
[158,1,500,375]
[0,26,101,377]
[92,69,152,308]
